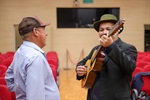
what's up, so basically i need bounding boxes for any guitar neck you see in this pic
[91,45,102,62]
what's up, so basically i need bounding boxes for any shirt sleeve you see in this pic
[5,66,15,92]
[26,55,47,99]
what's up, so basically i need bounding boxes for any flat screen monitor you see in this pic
[57,8,120,28]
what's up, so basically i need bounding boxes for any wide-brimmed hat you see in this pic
[93,14,123,33]
[18,16,50,36]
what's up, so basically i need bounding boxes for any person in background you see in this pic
[76,14,137,100]
[5,16,60,100]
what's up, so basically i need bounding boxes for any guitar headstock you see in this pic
[121,19,125,23]
[117,26,124,34]
[117,19,125,34]
[108,19,125,36]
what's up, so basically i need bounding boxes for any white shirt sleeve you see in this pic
[5,66,15,92]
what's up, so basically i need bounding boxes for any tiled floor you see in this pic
[59,68,87,100]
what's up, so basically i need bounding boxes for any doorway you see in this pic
[14,24,23,51]
[144,24,150,52]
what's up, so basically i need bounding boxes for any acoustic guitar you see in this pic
[81,19,125,89]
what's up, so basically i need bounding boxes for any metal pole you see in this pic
[64,49,70,70]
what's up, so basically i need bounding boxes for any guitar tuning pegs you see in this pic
[114,26,124,35]
[118,26,124,34]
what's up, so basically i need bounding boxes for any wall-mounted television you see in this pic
[57,8,120,28]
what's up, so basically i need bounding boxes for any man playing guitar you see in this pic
[76,14,137,100]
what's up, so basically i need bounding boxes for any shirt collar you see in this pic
[22,41,45,54]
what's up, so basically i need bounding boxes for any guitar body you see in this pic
[81,50,103,89]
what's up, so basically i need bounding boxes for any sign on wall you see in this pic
[83,0,93,3]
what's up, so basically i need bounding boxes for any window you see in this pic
[57,8,120,28]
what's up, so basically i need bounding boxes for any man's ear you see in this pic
[33,28,39,37]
